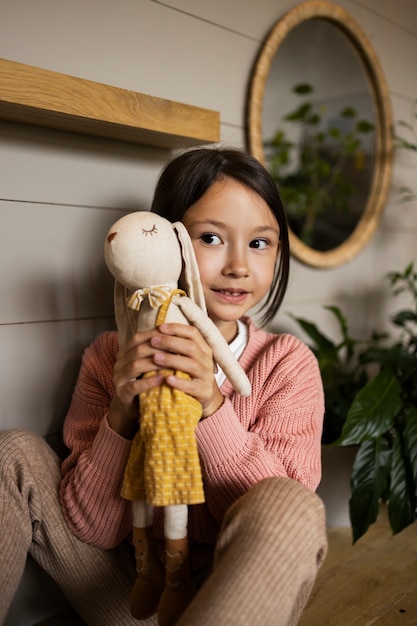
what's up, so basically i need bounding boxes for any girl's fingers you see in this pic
[152,325,213,363]
[114,324,222,416]
[151,325,221,412]
[156,323,211,352]
[128,373,165,395]
[164,371,224,418]
[153,350,207,379]
[114,330,164,380]
[157,323,196,338]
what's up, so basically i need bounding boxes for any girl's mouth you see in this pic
[213,289,249,303]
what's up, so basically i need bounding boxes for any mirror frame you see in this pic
[247,0,393,268]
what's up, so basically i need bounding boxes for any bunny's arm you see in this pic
[173,295,251,397]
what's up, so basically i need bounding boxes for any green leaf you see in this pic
[334,369,403,446]
[284,103,312,122]
[349,438,391,542]
[396,139,417,152]
[397,120,413,130]
[356,120,375,133]
[388,432,416,534]
[310,114,321,126]
[323,305,357,359]
[341,106,357,118]
[289,315,336,352]
[397,187,416,204]
[391,309,417,326]
[293,83,313,95]
[402,405,417,496]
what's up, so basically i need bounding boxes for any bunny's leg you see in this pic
[158,504,196,626]
[130,500,165,620]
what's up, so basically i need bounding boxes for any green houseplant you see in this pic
[293,263,417,542]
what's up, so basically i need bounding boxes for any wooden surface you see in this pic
[0,58,220,148]
[299,506,417,625]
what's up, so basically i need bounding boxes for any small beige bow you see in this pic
[127,286,173,311]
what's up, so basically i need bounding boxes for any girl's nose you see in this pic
[223,250,249,277]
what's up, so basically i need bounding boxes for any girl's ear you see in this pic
[173,221,206,313]
[114,280,138,347]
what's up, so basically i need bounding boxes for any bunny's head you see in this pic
[105,212,183,291]
[104,212,206,344]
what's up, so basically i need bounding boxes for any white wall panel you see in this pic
[374,230,417,276]
[0,318,115,435]
[0,200,124,324]
[286,243,375,304]
[356,0,417,34]
[0,122,168,207]
[157,0,297,40]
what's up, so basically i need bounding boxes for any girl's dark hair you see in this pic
[151,147,289,326]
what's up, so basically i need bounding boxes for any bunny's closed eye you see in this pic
[142,225,158,236]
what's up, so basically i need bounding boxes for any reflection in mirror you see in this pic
[264,20,375,251]
[247,2,393,268]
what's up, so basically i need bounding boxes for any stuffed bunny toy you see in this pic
[104,211,251,626]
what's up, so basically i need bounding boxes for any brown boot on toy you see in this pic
[157,537,196,626]
[130,526,165,620]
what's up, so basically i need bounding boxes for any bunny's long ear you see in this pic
[114,280,138,348]
[173,221,206,313]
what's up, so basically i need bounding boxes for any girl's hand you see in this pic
[107,330,164,438]
[150,323,224,418]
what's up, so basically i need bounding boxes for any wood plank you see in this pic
[374,591,417,625]
[0,58,220,148]
[299,506,417,625]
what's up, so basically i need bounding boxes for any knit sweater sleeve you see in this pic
[59,331,133,549]
[195,322,324,524]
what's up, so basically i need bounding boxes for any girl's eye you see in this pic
[200,233,222,245]
[250,238,269,250]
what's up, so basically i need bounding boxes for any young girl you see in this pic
[0,148,327,626]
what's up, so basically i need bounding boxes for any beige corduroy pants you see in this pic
[0,428,327,626]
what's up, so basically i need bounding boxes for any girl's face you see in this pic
[183,177,280,342]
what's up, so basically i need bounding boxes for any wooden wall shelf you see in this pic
[0,58,220,149]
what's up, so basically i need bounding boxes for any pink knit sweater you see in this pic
[60,318,324,551]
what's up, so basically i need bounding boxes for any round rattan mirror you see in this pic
[247,1,393,268]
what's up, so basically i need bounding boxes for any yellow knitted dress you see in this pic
[121,290,205,507]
